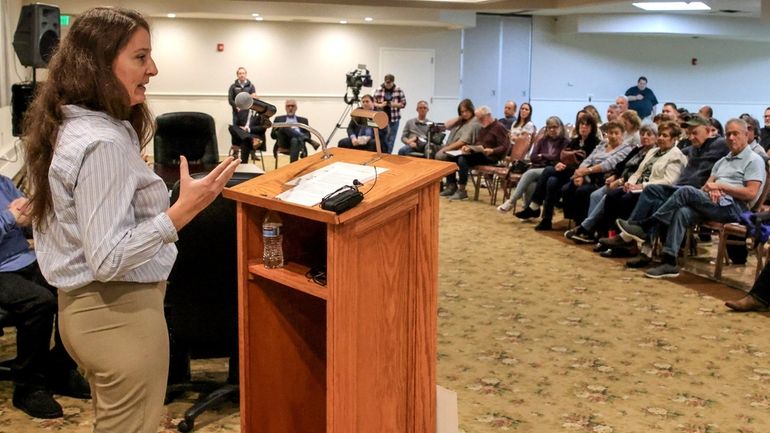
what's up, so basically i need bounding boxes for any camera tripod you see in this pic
[325,86,363,147]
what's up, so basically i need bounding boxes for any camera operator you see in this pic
[374,73,406,154]
[338,95,387,152]
[397,100,432,156]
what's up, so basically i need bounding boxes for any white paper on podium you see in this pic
[276,162,388,207]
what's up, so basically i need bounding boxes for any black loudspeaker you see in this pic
[12,4,60,68]
[11,83,36,137]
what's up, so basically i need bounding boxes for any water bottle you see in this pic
[262,211,284,269]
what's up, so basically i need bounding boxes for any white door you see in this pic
[379,48,435,154]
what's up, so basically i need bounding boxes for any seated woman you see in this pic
[437,99,481,197]
[528,120,632,231]
[593,122,687,252]
[510,102,535,138]
[338,94,387,152]
[514,113,600,225]
[621,110,642,147]
[497,115,566,213]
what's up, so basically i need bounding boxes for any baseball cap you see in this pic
[685,116,709,127]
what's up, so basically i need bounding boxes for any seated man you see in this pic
[338,94,387,152]
[601,115,729,267]
[443,105,510,201]
[228,107,267,164]
[271,99,316,163]
[617,118,766,278]
[0,175,90,418]
[397,100,431,156]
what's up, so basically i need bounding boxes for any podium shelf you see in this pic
[247,260,328,300]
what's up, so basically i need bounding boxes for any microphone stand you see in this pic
[272,122,333,161]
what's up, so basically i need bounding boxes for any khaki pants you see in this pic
[58,281,168,433]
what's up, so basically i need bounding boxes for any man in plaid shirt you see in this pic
[374,73,407,154]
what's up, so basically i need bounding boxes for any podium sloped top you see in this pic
[222,148,456,224]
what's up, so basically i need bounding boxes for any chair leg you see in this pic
[713,228,727,280]
[471,172,481,201]
[258,150,265,172]
[176,384,239,433]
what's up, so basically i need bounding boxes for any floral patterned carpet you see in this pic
[1,189,769,433]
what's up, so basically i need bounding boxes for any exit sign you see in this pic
[60,15,70,26]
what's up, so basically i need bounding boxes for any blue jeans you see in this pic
[629,184,678,223]
[652,185,743,259]
[509,168,543,204]
[384,120,400,154]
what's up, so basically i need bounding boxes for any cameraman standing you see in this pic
[374,74,406,154]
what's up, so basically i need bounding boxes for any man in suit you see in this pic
[271,99,315,163]
[229,107,267,164]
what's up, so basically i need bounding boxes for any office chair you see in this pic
[165,171,258,432]
[154,112,220,165]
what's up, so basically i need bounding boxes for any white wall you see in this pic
[529,16,770,127]
[145,17,462,157]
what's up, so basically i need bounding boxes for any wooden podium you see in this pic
[222,148,455,433]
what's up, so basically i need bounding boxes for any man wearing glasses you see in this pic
[271,99,315,163]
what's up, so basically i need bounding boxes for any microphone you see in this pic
[234,92,276,117]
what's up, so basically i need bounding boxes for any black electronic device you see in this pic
[11,83,35,137]
[13,4,60,68]
[320,184,364,214]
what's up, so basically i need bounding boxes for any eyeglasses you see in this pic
[286,104,297,107]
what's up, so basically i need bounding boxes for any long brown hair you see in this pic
[23,7,154,229]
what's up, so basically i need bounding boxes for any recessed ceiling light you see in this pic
[167,13,176,18]
[251,13,260,17]
[632,2,710,11]
[254,17,264,21]
[339,20,348,24]
[364,17,373,22]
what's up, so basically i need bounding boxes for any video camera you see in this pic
[343,64,373,105]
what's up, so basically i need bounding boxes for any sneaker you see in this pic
[599,235,636,249]
[644,263,680,278]
[13,385,63,419]
[626,254,652,268]
[497,201,513,213]
[616,219,648,244]
[48,369,91,399]
[593,243,609,253]
[440,183,457,197]
[534,220,552,231]
[514,207,540,220]
[564,227,595,244]
[448,190,468,201]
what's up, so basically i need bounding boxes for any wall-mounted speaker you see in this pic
[12,4,60,68]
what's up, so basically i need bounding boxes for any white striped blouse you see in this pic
[34,105,178,292]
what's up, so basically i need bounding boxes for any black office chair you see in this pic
[154,112,220,165]
[165,171,258,432]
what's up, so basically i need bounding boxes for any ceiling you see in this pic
[52,0,766,28]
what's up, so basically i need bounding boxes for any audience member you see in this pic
[229,106,267,164]
[338,95,387,152]
[443,106,510,201]
[373,73,406,154]
[517,114,601,222]
[436,99,481,175]
[227,67,256,125]
[725,260,770,312]
[761,107,770,150]
[583,104,603,125]
[620,110,642,147]
[615,95,629,114]
[499,100,517,130]
[271,99,313,163]
[0,175,90,419]
[398,100,431,156]
[497,116,568,213]
[510,102,535,137]
[625,76,658,122]
[661,102,680,122]
[617,118,764,278]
